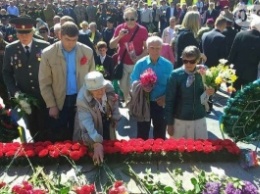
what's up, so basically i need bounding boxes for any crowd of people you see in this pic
[0,0,260,164]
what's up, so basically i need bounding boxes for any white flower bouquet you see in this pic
[12,93,39,116]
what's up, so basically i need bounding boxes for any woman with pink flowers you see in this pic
[130,36,173,140]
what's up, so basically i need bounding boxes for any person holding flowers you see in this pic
[3,16,50,142]
[165,46,215,139]
[130,36,173,140]
[73,71,121,165]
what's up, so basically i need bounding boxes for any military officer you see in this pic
[0,32,10,108]
[0,15,16,42]
[2,16,50,142]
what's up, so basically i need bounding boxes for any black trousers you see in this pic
[46,94,77,142]
[137,101,166,140]
[25,105,49,142]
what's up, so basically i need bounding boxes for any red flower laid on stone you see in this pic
[80,55,88,65]
[74,184,95,194]
[0,181,6,189]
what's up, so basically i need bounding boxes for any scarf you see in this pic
[94,94,107,113]
[184,67,197,87]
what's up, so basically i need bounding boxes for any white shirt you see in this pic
[162,27,175,44]
[100,55,106,64]
[22,41,33,52]
[171,7,175,17]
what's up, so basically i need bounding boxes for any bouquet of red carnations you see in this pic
[140,68,157,88]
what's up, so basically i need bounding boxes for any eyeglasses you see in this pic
[149,46,162,50]
[124,18,135,21]
[182,59,197,64]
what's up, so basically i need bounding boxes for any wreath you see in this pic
[220,80,260,142]
[236,9,247,22]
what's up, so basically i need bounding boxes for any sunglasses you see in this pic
[124,18,135,21]
[182,59,197,64]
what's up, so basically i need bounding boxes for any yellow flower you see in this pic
[215,76,223,85]
[230,74,238,82]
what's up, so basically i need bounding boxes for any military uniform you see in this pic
[2,16,50,142]
[0,39,10,107]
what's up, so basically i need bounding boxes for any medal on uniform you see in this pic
[14,54,17,60]
[11,57,13,66]
[15,65,18,69]
[18,60,22,67]
[36,50,42,61]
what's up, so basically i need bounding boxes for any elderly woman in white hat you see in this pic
[74,71,121,164]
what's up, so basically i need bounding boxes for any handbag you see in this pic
[113,25,140,80]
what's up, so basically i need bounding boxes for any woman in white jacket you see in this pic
[73,71,121,165]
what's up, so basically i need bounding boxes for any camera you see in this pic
[122,29,129,34]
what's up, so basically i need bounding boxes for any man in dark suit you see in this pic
[2,16,50,142]
[166,2,178,26]
[202,16,227,114]
[228,16,260,94]
[221,10,237,58]
[202,16,227,68]
[102,17,116,56]
[95,41,114,81]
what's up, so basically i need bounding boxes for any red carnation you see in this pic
[49,150,59,158]
[70,151,82,161]
[80,55,88,65]
[38,149,49,158]
[72,143,81,150]
[25,150,36,157]
[75,184,95,194]
[0,182,6,189]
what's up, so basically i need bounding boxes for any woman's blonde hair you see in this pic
[80,21,89,29]
[181,11,200,38]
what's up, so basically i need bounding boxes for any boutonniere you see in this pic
[80,55,88,65]
[36,50,42,61]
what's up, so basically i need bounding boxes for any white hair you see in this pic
[54,23,61,31]
[146,36,163,47]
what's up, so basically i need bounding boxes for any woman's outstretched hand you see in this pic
[92,142,104,165]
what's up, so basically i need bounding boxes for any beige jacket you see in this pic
[73,82,121,145]
[129,81,150,122]
[39,41,95,110]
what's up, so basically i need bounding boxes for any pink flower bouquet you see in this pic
[140,68,157,89]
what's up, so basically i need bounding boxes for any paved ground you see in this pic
[1,91,260,193]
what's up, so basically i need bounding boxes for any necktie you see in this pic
[25,46,30,58]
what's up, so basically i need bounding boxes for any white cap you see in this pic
[84,71,108,91]
[250,15,260,32]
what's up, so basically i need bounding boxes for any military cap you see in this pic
[10,15,36,34]
[0,14,17,21]
[106,16,114,23]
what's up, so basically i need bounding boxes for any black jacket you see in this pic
[228,29,260,82]
[175,29,199,68]
[222,26,237,58]
[95,55,114,81]
[202,28,227,67]
[2,39,49,103]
